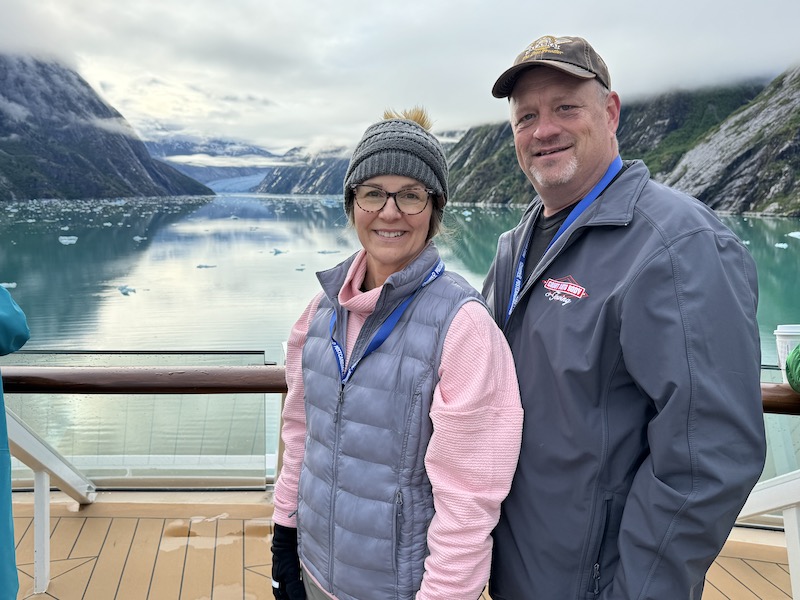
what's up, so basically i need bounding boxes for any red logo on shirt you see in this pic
[542,276,588,299]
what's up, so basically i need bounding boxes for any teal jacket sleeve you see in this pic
[0,287,29,356]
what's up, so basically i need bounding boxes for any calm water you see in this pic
[1,194,799,484]
[1,194,798,363]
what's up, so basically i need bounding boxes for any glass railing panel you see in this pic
[1,350,282,489]
[734,364,797,527]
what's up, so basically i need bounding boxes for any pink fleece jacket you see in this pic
[273,250,523,600]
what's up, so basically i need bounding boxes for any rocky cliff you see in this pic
[0,54,212,201]
[662,67,800,215]
[249,149,350,195]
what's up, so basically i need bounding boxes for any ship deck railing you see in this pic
[2,354,800,597]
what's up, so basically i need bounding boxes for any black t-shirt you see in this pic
[523,204,574,283]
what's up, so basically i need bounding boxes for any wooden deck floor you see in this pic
[11,491,793,599]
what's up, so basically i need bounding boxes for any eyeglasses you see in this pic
[350,184,433,215]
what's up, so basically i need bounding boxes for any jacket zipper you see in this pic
[592,494,614,596]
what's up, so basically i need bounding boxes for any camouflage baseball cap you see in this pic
[492,35,611,98]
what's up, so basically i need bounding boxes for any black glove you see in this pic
[271,523,306,600]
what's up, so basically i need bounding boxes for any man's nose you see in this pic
[533,113,560,140]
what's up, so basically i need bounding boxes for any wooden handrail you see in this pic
[2,365,799,415]
[761,382,800,415]
[1,365,287,394]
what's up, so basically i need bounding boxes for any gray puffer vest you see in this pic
[297,243,481,600]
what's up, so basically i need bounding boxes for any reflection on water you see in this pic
[3,196,796,363]
[1,195,799,483]
[0,195,530,363]
[1,196,798,367]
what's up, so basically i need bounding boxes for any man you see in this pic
[482,35,767,599]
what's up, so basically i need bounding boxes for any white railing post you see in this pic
[33,470,50,593]
[784,506,800,600]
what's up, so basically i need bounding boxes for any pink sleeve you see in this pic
[417,301,524,600]
[272,292,323,527]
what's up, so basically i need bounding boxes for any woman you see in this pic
[271,108,523,600]
[1,286,30,596]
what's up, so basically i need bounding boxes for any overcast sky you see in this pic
[3,0,799,155]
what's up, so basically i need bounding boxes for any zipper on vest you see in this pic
[393,490,404,574]
[396,490,404,525]
[328,382,345,591]
[333,383,344,423]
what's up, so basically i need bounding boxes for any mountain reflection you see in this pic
[1,196,797,366]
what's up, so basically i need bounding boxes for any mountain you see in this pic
[144,138,277,160]
[4,51,797,215]
[661,68,800,214]
[244,130,470,196]
[249,147,350,195]
[241,68,799,216]
[0,54,212,201]
[453,70,800,215]
[447,122,530,204]
[617,82,766,178]
[143,137,277,187]
[145,128,470,196]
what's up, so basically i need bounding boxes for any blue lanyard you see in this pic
[329,260,444,384]
[505,156,623,325]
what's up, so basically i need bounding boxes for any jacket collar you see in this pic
[316,241,441,307]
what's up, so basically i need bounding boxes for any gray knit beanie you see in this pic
[343,118,448,211]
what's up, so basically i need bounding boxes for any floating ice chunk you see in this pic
[0,282,17,289]
[788,231,800,239]
[58,236,78,245]
[118,285,136,295]
[775,243,789,249]
[103,222,113,227]
[462,210,473,216]
[742,240,750,245]
[133,236,147,242]
[60,226,69,231]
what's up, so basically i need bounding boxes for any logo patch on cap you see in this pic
[521,36,574,61]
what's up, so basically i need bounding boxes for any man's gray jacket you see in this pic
[483,160,767,599]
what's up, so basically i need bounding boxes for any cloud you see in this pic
[0,97,31,122]
[2,0,799,154]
